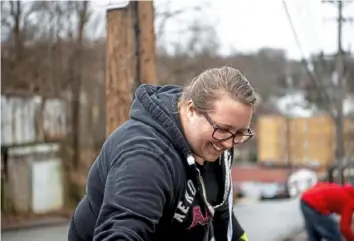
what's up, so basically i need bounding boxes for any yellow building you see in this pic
[257,115,354,167]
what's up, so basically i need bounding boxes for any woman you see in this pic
[68,66,256,241]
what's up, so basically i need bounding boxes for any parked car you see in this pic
[259,182,289,200]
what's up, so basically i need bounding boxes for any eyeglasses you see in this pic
[203,113,253,145]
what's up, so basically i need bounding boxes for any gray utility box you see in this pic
[6,142,64,214]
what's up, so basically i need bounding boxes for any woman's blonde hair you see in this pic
[180,66,257,112]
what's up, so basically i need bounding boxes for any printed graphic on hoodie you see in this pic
[173,180,198,223]
[188,206,211,229]
[172,178,211,229]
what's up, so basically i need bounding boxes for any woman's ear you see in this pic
[186,100,196,119]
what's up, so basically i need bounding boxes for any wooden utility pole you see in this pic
[322,0,354,184]
[105,1,156,137]
[136,1,156,86]
[131,1,157,93]
[105,2,135,137]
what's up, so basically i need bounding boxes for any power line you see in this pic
[282,1,307,61]
[282,0,333,105]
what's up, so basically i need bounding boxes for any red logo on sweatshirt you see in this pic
[188,206,210,229]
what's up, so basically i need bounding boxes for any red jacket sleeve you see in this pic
[340,204,354,241]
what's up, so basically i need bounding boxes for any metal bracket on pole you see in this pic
[92,0,130,10]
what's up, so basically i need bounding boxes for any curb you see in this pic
[1,217,70,232]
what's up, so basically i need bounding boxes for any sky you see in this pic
[151,0,354,60]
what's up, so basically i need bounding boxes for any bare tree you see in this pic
[66,1,91,171]
[154,0,220,85]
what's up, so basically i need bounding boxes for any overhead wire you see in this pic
[282,0,333,104]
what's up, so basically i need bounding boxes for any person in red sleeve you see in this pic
[300,181,354,241]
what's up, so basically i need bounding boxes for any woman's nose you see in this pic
[220,138,234,149]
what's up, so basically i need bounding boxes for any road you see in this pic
[2,198,303,241]
[234,198,304,241]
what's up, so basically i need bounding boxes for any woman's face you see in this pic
[183,95,253,163]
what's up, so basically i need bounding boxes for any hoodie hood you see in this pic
[130,84,192,159]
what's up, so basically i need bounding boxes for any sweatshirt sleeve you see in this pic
[93,149,174,241]
[340,204,354,241]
